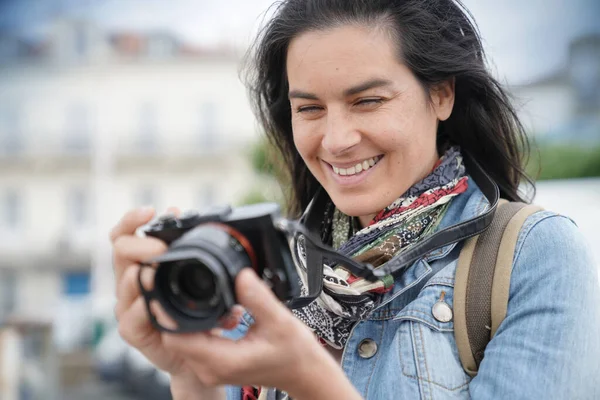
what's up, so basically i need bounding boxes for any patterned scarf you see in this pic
[292,146,469,349]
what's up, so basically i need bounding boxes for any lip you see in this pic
[325,155,382,169]
[321,155,383,186]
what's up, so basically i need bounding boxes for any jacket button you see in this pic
[432,300,453,323]
[358,339,378,359]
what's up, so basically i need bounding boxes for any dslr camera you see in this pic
[139,201,378,334]
[139,203,302,333]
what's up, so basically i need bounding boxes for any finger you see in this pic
[163,329,264,387]
[210,306,246,336]
[164,270,290,362]
[110,207,155,243]
[113,235,167,264]
[165,206,181,217]
[184,360,223,388]
[235,268,289,326]
[118,296,161,351]
[115,265,179,332]
[150,299,179,331]
[217,305,245,331]
[112,235,167,283]
[163,330,237,364]
[115,264,155,320]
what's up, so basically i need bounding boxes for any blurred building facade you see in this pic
[0,19,262,354]
[511,34,600,143]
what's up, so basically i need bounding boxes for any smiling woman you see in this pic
[109,1,600,399]
[236,0,598,397]
[287,25,452,226]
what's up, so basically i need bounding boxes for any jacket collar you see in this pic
[423,175,491,262]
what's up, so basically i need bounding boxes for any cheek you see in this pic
[292,122,320,159]
[366,111,418,153]
[384,101,437,152]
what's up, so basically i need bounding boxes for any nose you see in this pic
[321,109,361,156]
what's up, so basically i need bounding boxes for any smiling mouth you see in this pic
[329,155,383,177]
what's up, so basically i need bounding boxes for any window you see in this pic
[139,103,158,151]
[2,188,22,230]
[199,102,217,148]
[62,271,90,296]
[571,51,599,106]
[569,40,600,111]
[67,186,89,228]
[135,186,159,210]
[0,270,17,320]
[0,104,22,153]
[65,103,91,151]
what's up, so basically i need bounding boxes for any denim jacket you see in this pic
[225,178,600,399]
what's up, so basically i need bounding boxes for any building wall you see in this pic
[0,54,264,346]
[511,83,575,137]
[0,60,257,151]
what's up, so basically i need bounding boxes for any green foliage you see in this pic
[251,139,292,185]
[249,139,286,179]
[527,144,600,180]
[239,139,289,208]
[250,139,273,175]
[238,188,271,206]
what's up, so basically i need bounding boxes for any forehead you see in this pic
[286,24,404,87]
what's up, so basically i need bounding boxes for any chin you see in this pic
[329,193,378,219]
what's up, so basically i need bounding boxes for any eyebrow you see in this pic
[288,78,394,100]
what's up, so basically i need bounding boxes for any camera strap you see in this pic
[287,153,499,309]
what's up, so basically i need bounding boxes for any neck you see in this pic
[357,214,374,229]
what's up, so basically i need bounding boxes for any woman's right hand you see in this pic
[109,207,241,398]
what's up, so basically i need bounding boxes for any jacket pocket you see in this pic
[393,280,470,392]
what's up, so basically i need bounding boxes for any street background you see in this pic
[0,0,598,399]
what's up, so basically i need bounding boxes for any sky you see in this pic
[0,0,599,85]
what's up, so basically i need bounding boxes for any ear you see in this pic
[430,78,455,122]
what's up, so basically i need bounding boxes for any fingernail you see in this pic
[222,314,237,326]
[210,328,224,337]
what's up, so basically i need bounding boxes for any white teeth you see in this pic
[332,156,381,177]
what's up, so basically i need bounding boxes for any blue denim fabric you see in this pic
[224,178,600,399]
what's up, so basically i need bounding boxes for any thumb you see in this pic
[235,268,287,325]
[164,206,181,217]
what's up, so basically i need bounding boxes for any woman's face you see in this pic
[287,24,455,226]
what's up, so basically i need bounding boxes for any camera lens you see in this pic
[167,259,220,316]
[178,262,217,302]
[150,223,259,330]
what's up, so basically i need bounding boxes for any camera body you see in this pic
[140,203,301,333]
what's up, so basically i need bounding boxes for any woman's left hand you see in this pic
[161,268,361,399]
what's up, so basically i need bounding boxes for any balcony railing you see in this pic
[0,130,255,168]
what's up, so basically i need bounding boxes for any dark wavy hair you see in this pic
[243,0,535,217]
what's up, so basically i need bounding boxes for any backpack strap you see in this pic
[454,200,543,377]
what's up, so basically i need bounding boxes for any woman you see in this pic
[110,0,600,399]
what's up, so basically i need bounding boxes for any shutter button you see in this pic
[358,339,377,359]
[432,291,453,323]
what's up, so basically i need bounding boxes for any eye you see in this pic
[354,98,384,107]
[296,105,323,114]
